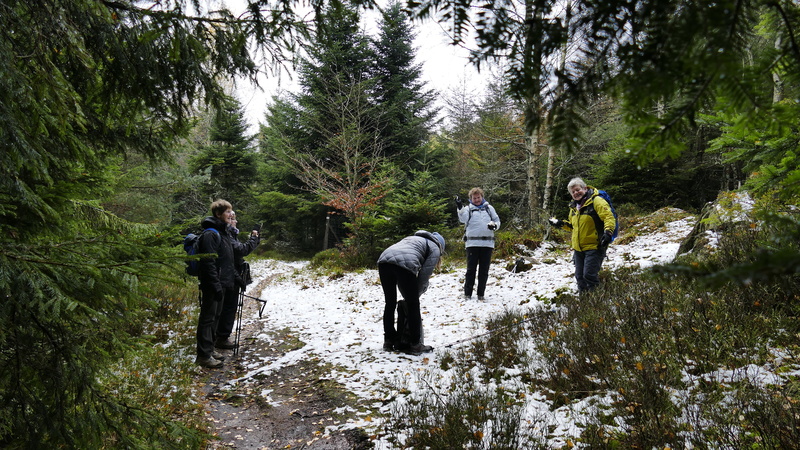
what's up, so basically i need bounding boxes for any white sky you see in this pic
[215,212,752,447]
[232,6,491,134]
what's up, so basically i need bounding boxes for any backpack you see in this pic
[587,190,619,243]
[183,228,220,276]
[395,300,424,350]
[240,261,253,287]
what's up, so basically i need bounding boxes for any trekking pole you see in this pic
[241,293,268,318]
[442,316,538,349]
[234,286,244,356]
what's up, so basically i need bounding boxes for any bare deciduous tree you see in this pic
[286,78,390,237]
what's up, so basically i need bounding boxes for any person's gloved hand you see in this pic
[454,195,463,209]
[599,230,613,247]
[548,217,564,228]
[487,221,498,231]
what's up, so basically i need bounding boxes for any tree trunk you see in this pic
[523,0,544,226]
[773,34,784,104]
[526,127,542,226]
[542,144,555,213]
[543,0,571,216]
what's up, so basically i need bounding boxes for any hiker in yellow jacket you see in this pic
[549,177,616,292]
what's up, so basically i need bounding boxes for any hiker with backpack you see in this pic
[195,199,236,368]
[456,187,501,301]
[549,177,617,292]
[214,211,260,351]
[377,230,446,355]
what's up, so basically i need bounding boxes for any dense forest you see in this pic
[2,0,798,447]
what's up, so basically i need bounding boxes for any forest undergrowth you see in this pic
[107,203,800,449]
[383,209,800,448]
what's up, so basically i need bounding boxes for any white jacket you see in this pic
[458,201,500,248]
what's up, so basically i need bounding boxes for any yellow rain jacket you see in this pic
[564,186,616,251]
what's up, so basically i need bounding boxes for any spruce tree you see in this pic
[0,0,307,446]
[191,97,258,203]
[295,4,377,159]
[372,2,439,163]
[257,4,382,252]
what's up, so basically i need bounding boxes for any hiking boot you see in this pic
[395,341,411,353]
[477,295,485,301]
[382,340,394,352]
[463,294,472,300]
[215,337,236,349]
[211,351,226,361]
[404,343,433,355]
[195,356,223,369]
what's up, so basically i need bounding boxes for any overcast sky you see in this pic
[232,8,492,134]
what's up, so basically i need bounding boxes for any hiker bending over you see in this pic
[456,187,500,301]
[377,231,445,355]
[549,177,615,292]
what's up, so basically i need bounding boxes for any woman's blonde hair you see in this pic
[468,187,484,198]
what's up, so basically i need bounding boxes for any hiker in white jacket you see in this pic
[457,187,500,301]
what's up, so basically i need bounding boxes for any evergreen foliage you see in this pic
[0,0,308,445]
[372,2,439,161]
[257,3,441,254]
[371,170,450,240]
[258,96,309,194]
[409,0,800,161]
[190,97,258,204]
[294,4,377,159]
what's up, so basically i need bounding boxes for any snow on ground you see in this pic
[231,215,697,447]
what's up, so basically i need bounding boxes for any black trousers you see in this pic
[378,263,422,346]
[216,285,241,340]
[465,246,493,297]
[197,286,225,358]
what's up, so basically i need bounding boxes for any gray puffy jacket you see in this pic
[377,233,442,296]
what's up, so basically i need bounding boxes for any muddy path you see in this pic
[197,274,375,450]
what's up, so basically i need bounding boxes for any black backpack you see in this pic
[395,301,424,350]
[585,189,620,243]
[183,228,219,276]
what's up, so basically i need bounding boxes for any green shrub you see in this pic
[383,203,800,448]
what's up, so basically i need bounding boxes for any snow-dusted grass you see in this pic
[233,209,800,448]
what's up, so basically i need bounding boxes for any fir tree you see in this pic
[372,2,439,163]
[0,0,307,445]
[191,97,258,203]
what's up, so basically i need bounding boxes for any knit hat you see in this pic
[431,232,446,251]
[414,230,446,252]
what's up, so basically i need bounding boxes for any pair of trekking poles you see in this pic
[232,288,267,355]
[197,262,267,356]
[232,261,267,355]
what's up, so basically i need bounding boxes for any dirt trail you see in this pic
[197,274,374,450]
